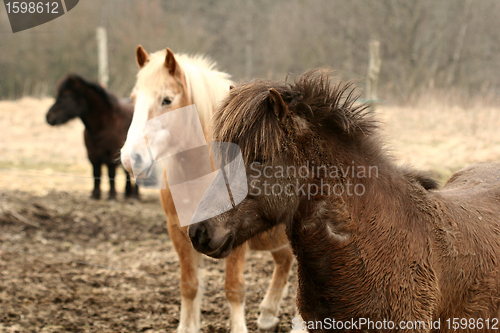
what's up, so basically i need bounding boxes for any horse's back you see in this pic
[437,162,500,226]
[439,162,500,198]
[431,162,500,320]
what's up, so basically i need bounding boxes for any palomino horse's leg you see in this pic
[91,160,101,200]
[107,163,117,200]
[161,189,203,333]
[257,245,294,331]
[290,310,308,333]
[224,243,249,333]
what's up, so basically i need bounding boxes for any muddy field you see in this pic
[0,191,299,333]
[0,98,300,332]
[1,97,500,332]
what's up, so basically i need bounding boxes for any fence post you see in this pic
[366,39,381,102]
[245,0,253,79]
[96,27,109,88]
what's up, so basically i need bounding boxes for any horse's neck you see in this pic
[296,148,410,231]
[289,148,432,319]
[289,141,411,260]
[183,63,231,126]
[79,88,113,131]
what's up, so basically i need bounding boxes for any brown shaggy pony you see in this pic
[46,74,138,200]
[189,69,500,332]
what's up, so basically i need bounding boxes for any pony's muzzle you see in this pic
[46,108,58,125]
[188,221,234,258]
[120,148,133,173]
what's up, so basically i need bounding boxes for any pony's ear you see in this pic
[165,47,179,76]
[268,88,288,120]
[136,45,150,68]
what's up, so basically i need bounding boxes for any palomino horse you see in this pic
[46,74,138,200]
[189,69,500,332]
[120,47,295,333]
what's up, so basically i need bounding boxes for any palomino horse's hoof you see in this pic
[257,315,280,332]
[290,328,308,333]
[177,325,200,333]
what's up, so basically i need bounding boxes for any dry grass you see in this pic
[1,96,499,192]
[378,97,500,184]
[0,97,158,196]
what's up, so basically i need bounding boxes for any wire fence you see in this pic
[0,167,124,181]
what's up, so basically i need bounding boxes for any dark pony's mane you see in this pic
[213,69,377,164]
[57,74,118,109]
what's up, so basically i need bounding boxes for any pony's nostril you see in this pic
[197,224,209,245]
[189,223,210,249]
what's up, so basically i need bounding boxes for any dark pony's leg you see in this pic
[124,168,140,199]
[124,168,133,197]
[91,160,102,200]
[134,183,139,198]
[107,163,117,200]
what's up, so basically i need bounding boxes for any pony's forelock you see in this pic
[212,69,376,164]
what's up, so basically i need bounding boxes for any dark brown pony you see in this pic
[189,69,500,332]
[46,74,138,200]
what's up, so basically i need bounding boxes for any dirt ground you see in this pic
[0,98,300,333]
[1,97,500,332]
[0,191,299,333]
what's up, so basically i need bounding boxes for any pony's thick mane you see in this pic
[176,54,233,125]
[59,74,118,109]
[213,69,375,163]
[289,70,375,137]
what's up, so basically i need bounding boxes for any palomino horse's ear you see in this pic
[268,88,288,120]
[165,47,178,76]
[136,45,150,68]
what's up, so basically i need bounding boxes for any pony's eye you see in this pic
[162,98,172,106]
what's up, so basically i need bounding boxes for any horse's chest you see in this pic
[84,130,120,162]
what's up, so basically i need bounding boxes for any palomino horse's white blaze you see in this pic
[121,46,296,333]
[121,90,152,171]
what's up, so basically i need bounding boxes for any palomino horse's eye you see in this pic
[162,98,172,106]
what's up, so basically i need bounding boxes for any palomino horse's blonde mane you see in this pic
[135,49,233,127]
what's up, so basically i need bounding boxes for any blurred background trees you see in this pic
[1,0,499,104]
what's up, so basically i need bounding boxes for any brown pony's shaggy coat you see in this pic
[46,74,138,199]
[189,69,500,332]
